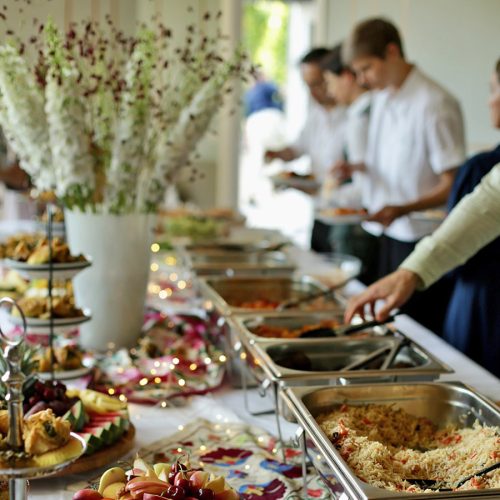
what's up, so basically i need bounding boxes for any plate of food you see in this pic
[410,209,447,223]
[317,207,368,225]
[8,296,91,334]
[1,235,90,280]
[271,171,320,191]
[35,346,95,381]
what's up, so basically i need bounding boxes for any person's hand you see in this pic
[344,269,422,323]
[368,205,405,226]
[264,150,281,162]
[330,160,353,182]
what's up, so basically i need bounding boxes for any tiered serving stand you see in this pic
[2,206,92,380]
[0,297,86,500]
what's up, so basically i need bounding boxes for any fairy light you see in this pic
[240,352,247,360]
[169,272,178,282]
[257,436,264,443]
[200,445,207,451]
[161,401,168,408]
[272,448,277,454]
[150,262,159,272]
[177,447,182,453]
[178,378,186,386]
[148,284,161,294]
[165,256,177,266]
[139,377,148,386]
[189,363,197,371]
[151,243,160,253]
[154,361,161,368]
[108,388,115,395]
[154,377,162,384]
[178,280,187,289]
[169,363,175,370]
[119,394,127,402]
[172,357,180,365]
[159,289,168,299]
[218,354,227,362]
[204,357,211,365]
[245,464,251,470]
[178,425,184,431]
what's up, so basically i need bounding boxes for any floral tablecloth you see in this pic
[69,418,331,499]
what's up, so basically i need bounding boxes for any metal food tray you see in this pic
[239,332,452,387]
[197,275,346,317]
[281,382,500,499]
[183,248,296,276]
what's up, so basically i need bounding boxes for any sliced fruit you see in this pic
[75,390,127,414]
[98,467,127,494]
[101,481,126,498]
[63,400,86,432]
[72,489,103,500]
[82,425,112,446]
[33,436,83,467]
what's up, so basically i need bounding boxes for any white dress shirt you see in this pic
[292,100,347,184]
[362,67,466,242]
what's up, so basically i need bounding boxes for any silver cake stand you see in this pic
[0,297,86,500]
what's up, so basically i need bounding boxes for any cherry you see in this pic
[165,485,186,499]
[174,478,191,491]
[197,489,215,500]
[168,471,177,485]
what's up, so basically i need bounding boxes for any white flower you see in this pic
[0,45,54,190]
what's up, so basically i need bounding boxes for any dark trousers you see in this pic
[310,219,334,253]
[378,234,452,336]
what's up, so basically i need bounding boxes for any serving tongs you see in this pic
[298,314,398,339]
[406,461,500,491]
[276,280,348,312]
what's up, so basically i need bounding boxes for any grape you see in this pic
[165,485,186,499]
[197,489,215,500]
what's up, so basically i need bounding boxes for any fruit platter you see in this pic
[72,457,239,500]
[91,312,226,405]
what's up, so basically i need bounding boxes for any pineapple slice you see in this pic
[32,435,83,467]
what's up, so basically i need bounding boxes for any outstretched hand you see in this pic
[344,269,422,323]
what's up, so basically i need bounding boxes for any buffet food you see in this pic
[73,457,239,500]
[0,235,85,264]
[34,345,85,372]
[13,296,84,319]
[228,295,338,312]
[252,319,341,339]
[317,403,500,492]
[0,406,79,468]
[320,207,368,217]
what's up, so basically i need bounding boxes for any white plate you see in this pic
[409,210,447,223]
[38,357,95,381]
[8,310,91,335]
[3,257,91,280]
[271,174,320,191]
[316,209,368,225]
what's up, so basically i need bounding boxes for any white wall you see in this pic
[322,0,500,152]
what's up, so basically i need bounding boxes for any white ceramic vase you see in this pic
[65,210,154,351]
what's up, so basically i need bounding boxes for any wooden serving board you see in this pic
[52,424,136,477]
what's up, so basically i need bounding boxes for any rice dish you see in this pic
[317,404,500,493]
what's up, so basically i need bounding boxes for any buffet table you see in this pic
[27,246,500,499]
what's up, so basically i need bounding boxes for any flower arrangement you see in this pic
[0,10,250,213]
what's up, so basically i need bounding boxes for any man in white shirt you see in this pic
[265,48,347,252]
[321,44,378,283]
[337,18,466,333]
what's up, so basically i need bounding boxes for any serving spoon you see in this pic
[298,314,398,339]
[406,460,500,491]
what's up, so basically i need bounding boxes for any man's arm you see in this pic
[264,147,299,163]
[369,169,457,226]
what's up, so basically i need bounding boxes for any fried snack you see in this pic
[15,296,83,319]
[253,319,341,339]
[0,411,8,436]
[23,409,70,455]
[55,346,83,370]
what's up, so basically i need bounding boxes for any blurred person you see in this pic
[244,71,284,117]
[320,44,377,283]
[265,48,347,252]
[0,131,35,220]
[334,18,466,333]
[345,58,500,376]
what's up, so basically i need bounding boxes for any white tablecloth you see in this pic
[21,246,500,498]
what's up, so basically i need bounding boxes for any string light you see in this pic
[178,280,187,289]
[154,377,162,384]
[178,378,186,386]
[204,357,211,365]
[189,363,197,371]
[151,243,160,252]
[161,401,168,408]
[119,394,127,402]
[108,388,115,395]
[150,262,159,272]
[139,378,148,386]
[169,273,178,282]
[172,357,180,365]
[218,354,227,362]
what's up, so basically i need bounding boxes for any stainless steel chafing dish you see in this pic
[281,382,500,499]
[229,313,451,384]
[197,275,346,316]
[182,248,296,276]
